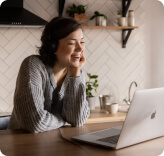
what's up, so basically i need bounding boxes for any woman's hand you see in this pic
[68,53,86,77]
[79,53,86,67]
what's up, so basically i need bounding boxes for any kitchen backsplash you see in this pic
[0,0,156,112]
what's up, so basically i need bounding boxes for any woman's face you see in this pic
[55,28,85,68]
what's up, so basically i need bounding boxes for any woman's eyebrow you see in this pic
[67,37,84,41]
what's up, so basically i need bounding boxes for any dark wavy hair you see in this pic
[39,16,83,67]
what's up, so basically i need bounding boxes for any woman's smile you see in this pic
[71,54,81,61]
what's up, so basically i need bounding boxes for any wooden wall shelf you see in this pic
[58,0,137,48]
[83,25,138,30]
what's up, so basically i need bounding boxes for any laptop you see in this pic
[72,87,164,149]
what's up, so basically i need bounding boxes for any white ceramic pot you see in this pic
[87,97,96,110]
[96,16,107,26]
[118,17,126,26]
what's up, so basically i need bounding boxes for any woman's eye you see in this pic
[68,43,75,45]
[81,42,85,44]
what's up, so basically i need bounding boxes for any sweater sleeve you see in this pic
[61,70,90,126]
[13,56,65,133]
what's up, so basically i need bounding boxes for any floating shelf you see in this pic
[83,25,138,30]
[58,0,137,48]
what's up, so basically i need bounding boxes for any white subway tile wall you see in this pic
[0,0,154,112]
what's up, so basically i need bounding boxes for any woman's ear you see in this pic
[50,40,58,53]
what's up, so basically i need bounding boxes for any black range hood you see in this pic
[0,0,47,27]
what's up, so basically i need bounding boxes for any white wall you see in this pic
[150,1,164,87]
[0,0,159,112]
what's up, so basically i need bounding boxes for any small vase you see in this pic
[128,10,135,26]
[118,17,126,26]
[96,16,107,26]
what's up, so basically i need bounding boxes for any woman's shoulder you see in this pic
[20,55,48,74]
[23,55,43,65]
[22,55,46,68]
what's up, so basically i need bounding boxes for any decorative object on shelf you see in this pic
[86,73,99,110]
[118,17,126,26]
[117,10,127,26]
[74,13,87,25]
[90,11,107,26]
[128,10,135,26]
[67,3,87,25]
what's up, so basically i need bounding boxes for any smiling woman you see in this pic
[8,17,90,133]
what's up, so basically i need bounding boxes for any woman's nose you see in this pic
[75,43,84,52]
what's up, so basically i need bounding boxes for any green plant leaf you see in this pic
[73,3,76,9]
[117,10,122,15]
[90,75,98,79]
[90,11,107,20]
[93,84,99,88]
[94,11,100,15]
[104,15,107,20]
[86,72,99,97]
[67,3,87,16]
[87,73,91,77]
[90,15,96,20]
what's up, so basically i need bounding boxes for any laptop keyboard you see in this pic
[97,135,120,144]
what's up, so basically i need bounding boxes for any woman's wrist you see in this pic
[69,67,80,77]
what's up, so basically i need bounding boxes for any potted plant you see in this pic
[117,10,123,16]
[117,10,126,26]
[67,3,88,25]
[86,73,99,110]
[90,11,107,26]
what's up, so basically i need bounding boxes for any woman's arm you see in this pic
[12,56,65,133]
[62,70,90,126]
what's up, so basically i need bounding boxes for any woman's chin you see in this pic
[70,62,80,68]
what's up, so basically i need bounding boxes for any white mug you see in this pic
[106,103,119,114]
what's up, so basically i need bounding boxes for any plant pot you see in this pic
[74,13,87,25]
[87,97,96,110]
[96,16,107,26]
[118,17,126,26]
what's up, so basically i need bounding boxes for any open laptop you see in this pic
[72,87,164,149]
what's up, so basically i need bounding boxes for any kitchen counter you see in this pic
[86,107,126,123]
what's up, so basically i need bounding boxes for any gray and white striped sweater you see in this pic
[8,55,90,133]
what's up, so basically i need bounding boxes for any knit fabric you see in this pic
[8,55,90,133]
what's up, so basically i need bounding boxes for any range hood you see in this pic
[0,0,47,27]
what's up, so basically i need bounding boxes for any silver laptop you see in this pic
[72,87,164,149]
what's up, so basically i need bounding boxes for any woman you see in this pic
[8,17,90,133]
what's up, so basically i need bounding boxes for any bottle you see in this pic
[128,10,135,26]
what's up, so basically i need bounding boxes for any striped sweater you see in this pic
[8,55,90,133]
